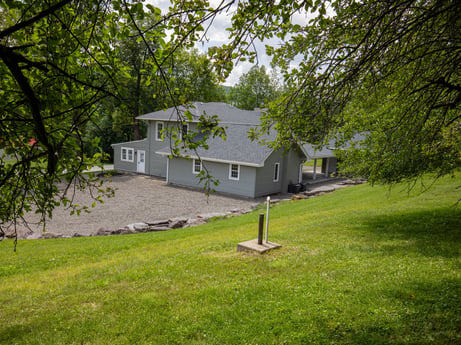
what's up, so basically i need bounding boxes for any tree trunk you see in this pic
[133,73,142,140]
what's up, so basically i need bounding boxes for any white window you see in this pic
[193,159,202,174]
[156,122,164,141]
[229,164,240,180]
[121,147,134,162]
[274,162,280,182]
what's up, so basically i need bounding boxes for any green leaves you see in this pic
[219,0,461,186]
[0,1,133,240]
[229,65,281,110]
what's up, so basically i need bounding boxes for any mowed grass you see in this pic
[1,175,460,344]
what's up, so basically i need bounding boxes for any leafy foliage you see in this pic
[229,65,280,110]
[0,1,123,242]
[209,0,461,185]
[0,0,227,243]
[166,48,228,105]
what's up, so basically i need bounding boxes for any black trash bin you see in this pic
[288,183,301,194]
[300,183,307,192]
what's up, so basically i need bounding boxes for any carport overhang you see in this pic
[300,143,336,160]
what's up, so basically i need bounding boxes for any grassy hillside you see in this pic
[1,175,460,344]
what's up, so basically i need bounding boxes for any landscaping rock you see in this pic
[184,218,207,228]
[127,223,149,231]
[147,226,170,232]
[40,232,63,239]
[96,228,113,236]
[108,228,123,235]
[339,179,366,185]
[26,232,44,240]
[4,227,33,239]
[229,208,245,214]
[169,217,188,229]
[197,212,227,219]
[146,219,170,226]
[72,233,90,238]
[118,228,136,235]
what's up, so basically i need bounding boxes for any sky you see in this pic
[145,0,308,86]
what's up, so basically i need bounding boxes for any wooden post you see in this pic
[258,213,264,245]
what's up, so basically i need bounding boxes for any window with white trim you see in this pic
[193,159,202,174]
[121,147,134,162]
[229,164,240,180]
[274,162,280,182]
[156,122,164,141]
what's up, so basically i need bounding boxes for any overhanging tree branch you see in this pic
[0,0,72,39]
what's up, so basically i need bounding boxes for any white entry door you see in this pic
[136,150,145,173]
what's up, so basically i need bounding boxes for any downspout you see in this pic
[147,121,152,175]
[166,157,170,183]
[313,159,317,180]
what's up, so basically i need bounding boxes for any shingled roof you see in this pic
[301,143,335,159]
[137,102,263,125]
[156,123,277,167]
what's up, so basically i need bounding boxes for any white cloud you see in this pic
[223,61,250,86]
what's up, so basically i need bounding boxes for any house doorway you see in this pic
[137,150,145,173]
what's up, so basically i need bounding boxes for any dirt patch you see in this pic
[15,174,260,238]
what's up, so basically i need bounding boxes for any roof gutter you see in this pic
[155,151,264,168]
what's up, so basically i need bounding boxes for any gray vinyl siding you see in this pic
[147,121,167,177]
[281,149,304,190]
[149,153,167,177]
[254,148,303,196]
[147,121,200,178]
[168,158,257,198]
[165,121,199,136]
[216,163,256,198]
[112,139,148,173]
[254,150,284,197]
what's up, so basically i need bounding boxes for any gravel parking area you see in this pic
[16,174,260,238]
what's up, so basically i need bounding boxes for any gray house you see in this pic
[112,102,337,198]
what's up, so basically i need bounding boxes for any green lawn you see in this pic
[1,175,460,344]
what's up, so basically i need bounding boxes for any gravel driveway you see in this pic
[17,174,260,238]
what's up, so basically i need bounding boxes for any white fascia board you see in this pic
[137,116,200,123]
[155,151,263,168]
[261,148,276,163]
